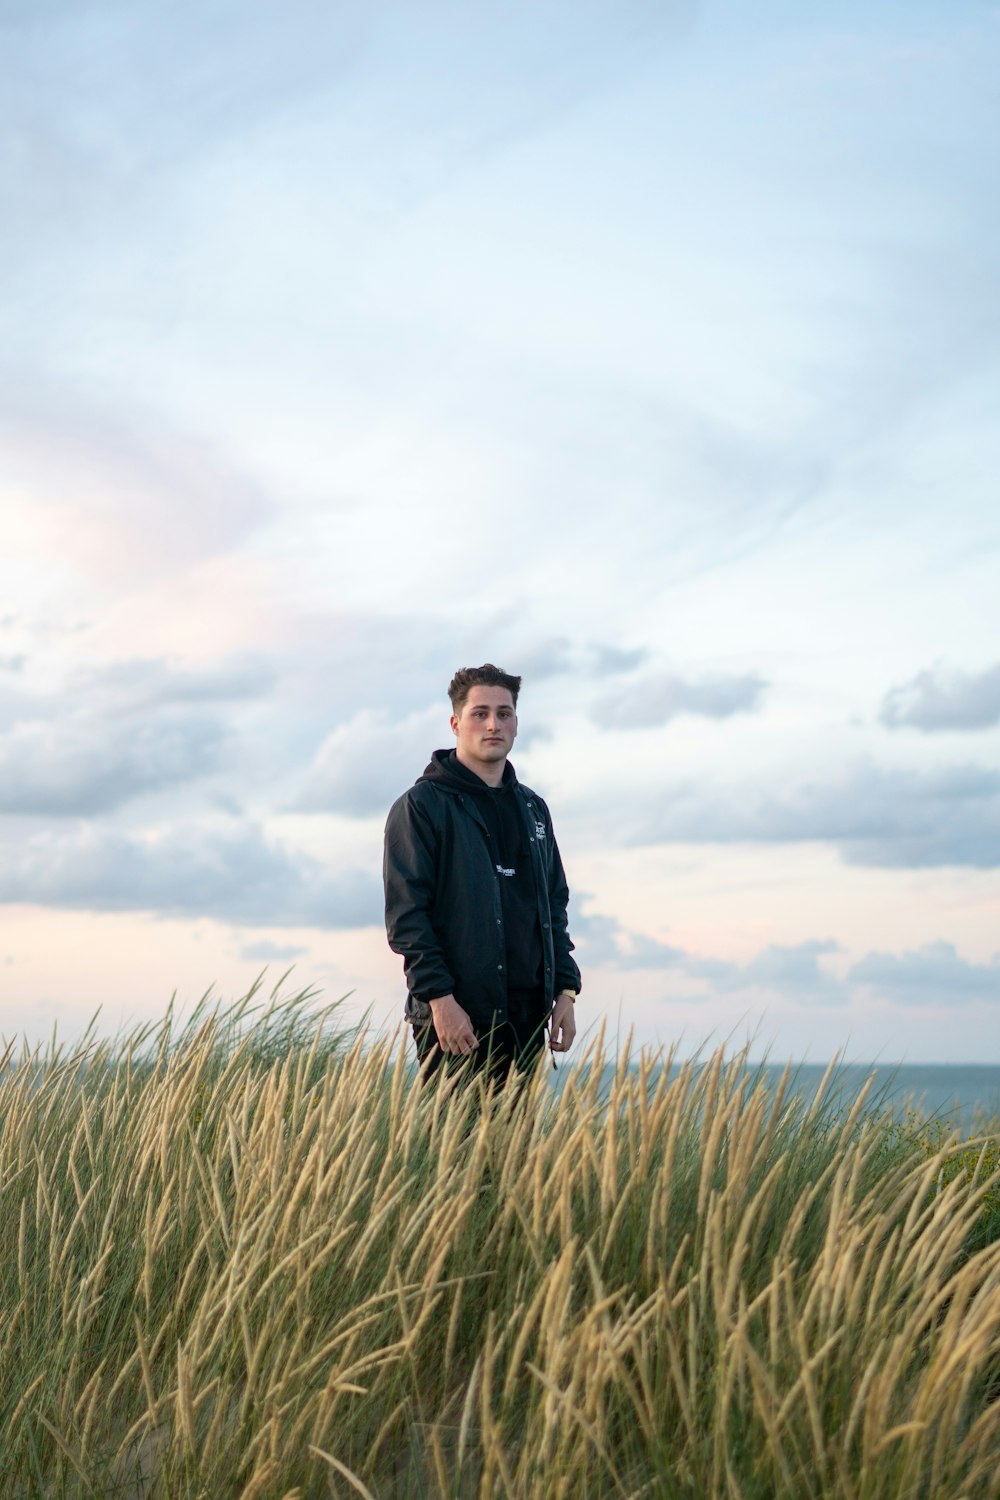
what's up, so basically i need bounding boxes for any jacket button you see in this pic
[497,963,503,971]
[542,922,550,930]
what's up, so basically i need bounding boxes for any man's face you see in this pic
[451,686,518,769]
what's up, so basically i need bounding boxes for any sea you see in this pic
[551,1062,1000,1134]
[749,1063,1000,1133]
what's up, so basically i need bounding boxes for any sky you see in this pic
[2,0,999,1060]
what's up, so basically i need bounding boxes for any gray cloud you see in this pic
[570,902,687,970]
[0,683,37,735]
[473,638,648,682]
[0,651,276,817]
[73,653,275,709]
[2,618,573,824]
[515,724,554,750]
[295,706,442,818]
[572,902,847,1000]
[574,909,999,1010]
[507,638,576,679]
[281,612,491,733]
[589,760,1000,870]
[295,701,558,820]
[0,710,227,816]
[0,615,639,828]
[595,670,768,727]
[651,939,847,1003]
[270,621,656,795]
[880,662,1000,732]
[0,655,25,673]
[589,644,649,676]
[727,940,845,1002]
[848,942,1000,1005]
[0,820,381,928]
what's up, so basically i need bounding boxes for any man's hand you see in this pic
[548,992,576,1054]
[428,994,479,1056]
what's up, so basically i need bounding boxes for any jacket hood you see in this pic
[418,747,518,795]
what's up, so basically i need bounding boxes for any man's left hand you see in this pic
[548,992,576,1053]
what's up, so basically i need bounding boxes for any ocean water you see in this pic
[752,1063,1000,1133]
[552,1061,1000,1134]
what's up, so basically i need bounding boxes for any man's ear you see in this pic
[449,712,459,738]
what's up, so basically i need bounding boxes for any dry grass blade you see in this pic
[0,989,997,1498]
[308,1446,378,1499]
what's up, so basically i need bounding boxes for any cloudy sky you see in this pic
[2,0,998,1059]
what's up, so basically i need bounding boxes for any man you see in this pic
[383,663,580,1081]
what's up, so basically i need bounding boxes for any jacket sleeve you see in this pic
[543,804,582,998]
[383,790,456,1004]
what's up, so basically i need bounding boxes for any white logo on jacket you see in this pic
[496,863,515,877]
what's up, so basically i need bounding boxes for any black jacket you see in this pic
[383,750,581,1029]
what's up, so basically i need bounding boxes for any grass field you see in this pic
[1,982,998,1499]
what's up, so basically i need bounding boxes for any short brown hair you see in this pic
[448,663,521,714]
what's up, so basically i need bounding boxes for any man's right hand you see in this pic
[428,994,479,1056]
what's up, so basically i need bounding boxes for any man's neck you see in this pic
[454,747,506,788]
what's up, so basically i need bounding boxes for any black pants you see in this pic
[412,986,549,1085]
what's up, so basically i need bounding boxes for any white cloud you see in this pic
[880,662,1000,732]
[849,942,1000,1006]
[596,670,768,728]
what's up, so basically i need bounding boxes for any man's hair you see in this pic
[448,663,521,714]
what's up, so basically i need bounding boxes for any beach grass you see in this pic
[0,984,998,1498]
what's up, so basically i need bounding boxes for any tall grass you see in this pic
[0,984,998,1498]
